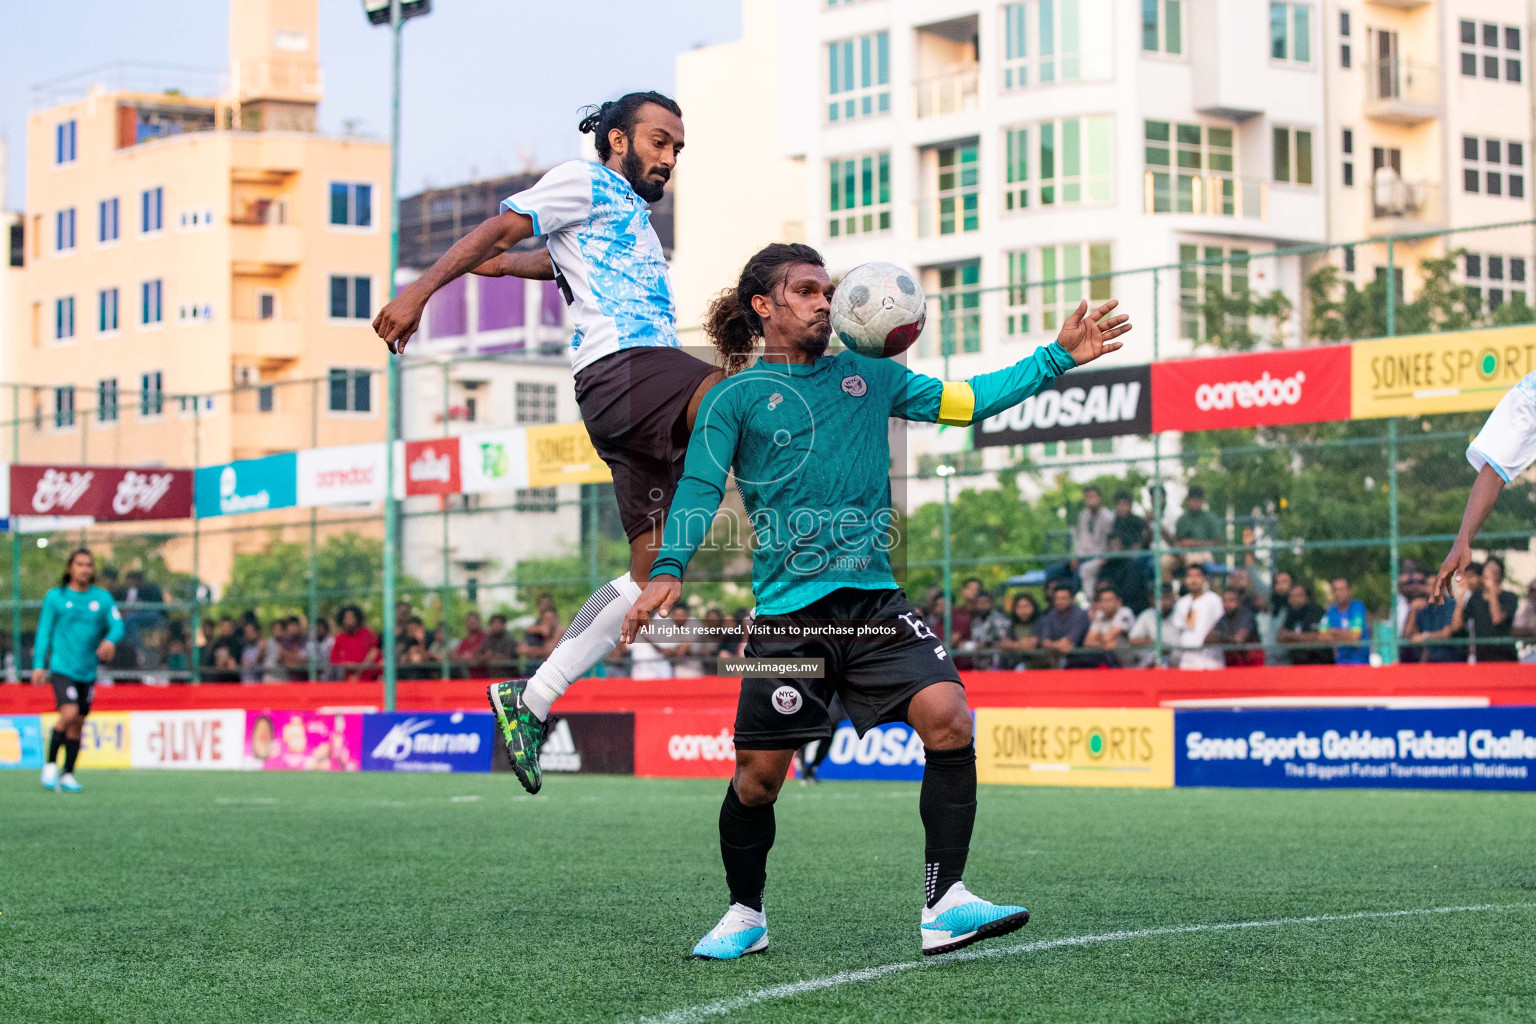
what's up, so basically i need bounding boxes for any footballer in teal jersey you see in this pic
[623,243,1131,958]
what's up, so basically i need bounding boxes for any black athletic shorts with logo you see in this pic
[734,587,963,751]
[574,346,717,542]
[51,674,96,717]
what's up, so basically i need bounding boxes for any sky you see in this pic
[0,0,743,209]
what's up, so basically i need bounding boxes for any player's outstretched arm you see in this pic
[1430,466,1506,601]
[470,248,555,280]
[1054,299,1131,365]
[373,208,535,353]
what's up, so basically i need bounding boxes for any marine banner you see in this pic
[976,707,1174,788]
[361,711,493,773]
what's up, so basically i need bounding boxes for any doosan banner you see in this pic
[974,364,1151,447]
[10,465,193,521]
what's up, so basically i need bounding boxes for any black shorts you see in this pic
[734,587,962,751]
[51,674,96,716]
[574,346,717,542]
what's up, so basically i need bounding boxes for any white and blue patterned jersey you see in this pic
[1468,370,1536,482]
[503,160,678,373]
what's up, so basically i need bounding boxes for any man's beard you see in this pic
[798,323,831,358]
[622,147,667,202]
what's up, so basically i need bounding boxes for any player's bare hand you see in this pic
[621,576,682,645]
[372,287,426,354]
[30,668,46,687]
[1056,299,1131,366]
[97,640,116,663]
[1430,540,1472,602]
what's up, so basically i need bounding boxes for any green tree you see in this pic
[214,531,429,629]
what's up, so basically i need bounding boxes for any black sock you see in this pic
[63,737,81,774]
[719,782,776,912]
[48,728,65,764]
[921,742,978,908]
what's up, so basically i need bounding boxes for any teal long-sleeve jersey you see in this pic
[33,585,124,682]
[651,341,1079,615]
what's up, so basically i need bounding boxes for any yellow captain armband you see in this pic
[936,381,975,426]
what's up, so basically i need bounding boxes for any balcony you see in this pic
[230,222,301,273]
[1366,0,1429,9]
[1143,172,1269,220]
[231,319,303,366]
[1370,176,1443,232]
[233,55,322,103]
[913,67,979,119]
[915,192,981,238]
[1366,59,1439,127]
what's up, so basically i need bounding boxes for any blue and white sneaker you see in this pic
[58,773,82,793]
[40,763,59,790]
[691,903,769,960]
[920,882,1029,956]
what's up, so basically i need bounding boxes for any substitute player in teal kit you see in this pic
[623,243,1131,958]
[33,548,123,792]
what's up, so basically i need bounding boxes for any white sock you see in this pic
[521,572,643,720]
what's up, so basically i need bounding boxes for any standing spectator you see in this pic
[1513,580,1536,662]
[475,614,518,676]
[959,590,1010,669]
[1128,584,1178,668]
[1403,592,1459,663]
[1268,571,1295,611]
[997,593,1044,669]
[1036,585,1091,668]
[1170,565,1224,670]
[1097,537,1149,614]
[518,605,564,672]
[276,616,310,681]
[925,594,949,636]
[397,616,433,680]
[120,569,167,672]
[1278,584,1333,665]
[1071,487,1116,599]
[1110,490,1150,550]
[165,620,190,678]
[1453,559,1519,662]
[238,620,270,683]
[627,611,675,680]
[662,603,706,677]
[312,617,335,680]
[452,611,487,676]
[1165,485,1223,578]
[1321,577,1371,665]
[207,617,243,682]
[1395,559,1428,638]
[701,607,729,674]
[1258,570,1293,666]
[948,579,982,647]
[1072,588,1135,668]
[330,606,381,681]
[1208,589,1263,666]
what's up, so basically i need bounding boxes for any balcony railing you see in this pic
[915,192,981,238]
[1371,175,1441,224]
[1366,58,1438,125]
[1143,172,1268,219]
[913,67,979,119]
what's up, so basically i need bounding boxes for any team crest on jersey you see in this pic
[771,685,802,715]
[767,392,784,410]
[89,601,99,611]
[841,374,868,398]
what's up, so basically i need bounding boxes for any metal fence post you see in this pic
[190,390,202,683]
[1150,269,1165,666]
[1385,236,1400,663]
[307,378,320,682]
[10,384,21,676]
[440,360,451,681]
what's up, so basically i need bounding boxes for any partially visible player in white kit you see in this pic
[1431,370,1536,600]
[373,93,723,793]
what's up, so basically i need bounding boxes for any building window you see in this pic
[98,379,119,423]
[54,387,75,429]
[1141,0,1182,55]
[55,120,77,164]
[936,261,981,356]
[935,144,979,235]
[1464,252,1529,312]
[515,382,558,425]
[141,187,163,233]
[258,291,278,320]
[1341,129,1354,187]
[329,275,374,319]
[55,208,75,251]
[828,152,891,237]
[54,297,75,341]
[329,182,374,227]
[1180,244,1249,340]
[1339,10,1350,68]
[328,368,373,414]
[257,385,275,413]
[1003,0,1114,87]
[1461,21,1523,82]
[98,198,119,243]
[1463,135,1525,198]
[827,31,890,122]
[1145,120,1243,213]
[1007,243,1111,338]
[98,288,119,333]
[1272,126,1315,185]
[1343,245,1356,274]
[141,279,163,325]
[140,372,164,418]
[1008,115,1113,212]
[1269,2,1312,63]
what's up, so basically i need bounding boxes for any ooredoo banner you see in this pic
[10,465,193,521]
[0,714,45,769]
[296,444,387,508]
[130,710,246,770]
[976,707,1174,788]
[244,710,362,771]
[813,720,926,781]
[634,709,737,778]
[1151,345,1352,433]
[361,711,492,773]
[974,364,1152,447]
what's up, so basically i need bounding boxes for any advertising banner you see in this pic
[974,364,1151,447]
[976,707,1175,788]
[361,711,493,773]
[244,710,362,771]
[129,710,246,770]
[1151,345,1352,433]
[11,465,193,522]
[1175,706,1536,790]
[491,712,635,775]
[813,720,927,781]
[0,714,45,769]
[400,439,462,498]
[296,444,388,507]
[634,709,737,778]
[40,710,133,768]
[458,427,530,494]
[194,453,298,519]
[525,422,612,486]
[1350,325,1536,419]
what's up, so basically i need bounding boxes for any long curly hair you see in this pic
[701,243,826,375]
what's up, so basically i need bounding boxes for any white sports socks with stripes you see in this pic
[521,572,643,721]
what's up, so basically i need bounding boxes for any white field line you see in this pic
[629,902,1536,1024]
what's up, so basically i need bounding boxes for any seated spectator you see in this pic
[452,611,487,676]
[997,593,1044,670]
[701,607,729,674]
[949,579,981,648]
[518,606,564,671]
[1208,588,1263,666]
[1171,565,1224,670]
[165,620,190,677]
[1227,568,1257,612]
[959,590,1010,669]
[1070,587,1135,668]
[1163,485,1223,579]
[1322,577,1371,666]
[1454,557,1519,662]
[312,617,335,680]
[330,605,381,682]
[1514,580,1536,662]
[1403,592,1459,663]
[277,616,311,681]
[1098,536,1149,615]
[1278,584,1333,665]
[1111,490,1150,550]
[1395,559,1428,638]
[1128,584,1178,668]
[663,602,705,678]
[1071,487,1115,599]
[398,616,435,680]
[476,614,518,676]
[239,619,277,683]
[1258,570,1292,666]
[1035,584,1091,668]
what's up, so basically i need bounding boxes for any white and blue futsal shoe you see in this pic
[58,772,83,793]
[920,882,1030,955]
[691,903,769,960]
[41,763,59,790]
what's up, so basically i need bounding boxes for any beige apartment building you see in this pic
[13,0,390,584]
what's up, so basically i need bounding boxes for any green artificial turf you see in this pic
[2,771,1533,1023]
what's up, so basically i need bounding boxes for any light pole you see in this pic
[363,0,429,711]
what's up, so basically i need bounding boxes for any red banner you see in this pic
[1151,345,1353,433]
[402,439,461,497]
[634,709,738,778]
[10,464,194,521]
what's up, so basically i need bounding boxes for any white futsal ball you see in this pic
[830,262,927,359]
